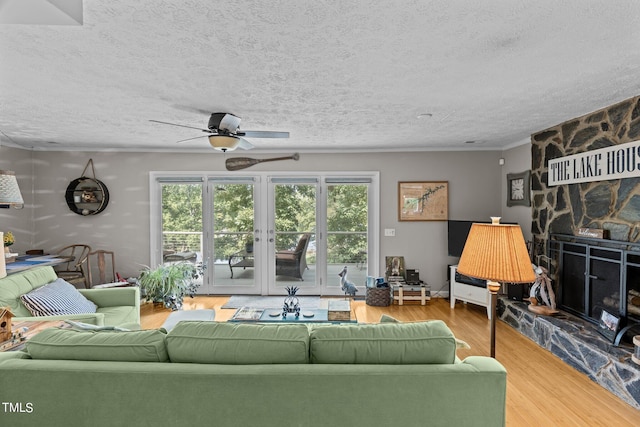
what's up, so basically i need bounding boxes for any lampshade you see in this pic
[457,217,535,284]
[456,217,535,358]
[208,135,240,152]
[0,170,24,205]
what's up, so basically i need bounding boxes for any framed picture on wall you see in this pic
[506,170,531,207]
[398,181,448,221]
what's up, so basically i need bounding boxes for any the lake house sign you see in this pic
[548,139,640,186]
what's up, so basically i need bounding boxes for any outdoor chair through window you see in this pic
[275,233,310,280]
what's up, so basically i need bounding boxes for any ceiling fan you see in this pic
[150,113,289,152]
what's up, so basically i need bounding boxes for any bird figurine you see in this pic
[338,266,358,297]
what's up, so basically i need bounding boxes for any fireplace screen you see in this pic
[627,254,640,321]
[558,242,623,323]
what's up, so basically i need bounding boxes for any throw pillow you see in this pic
[379,314,471,349]
[20,278,98,317]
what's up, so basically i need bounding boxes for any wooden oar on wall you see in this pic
[225,153,300,171]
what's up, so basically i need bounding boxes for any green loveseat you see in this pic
[0,266,140,328]
[0,320,506,427]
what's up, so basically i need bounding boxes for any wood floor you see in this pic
[141,296,640,426]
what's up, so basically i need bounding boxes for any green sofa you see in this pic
[0,320,506,427]
[0,266,140,328]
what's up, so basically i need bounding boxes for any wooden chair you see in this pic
[54,244,92,288]
[275,234,311,280]
[87,249,123,287]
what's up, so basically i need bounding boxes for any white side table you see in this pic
[450,265,491,319]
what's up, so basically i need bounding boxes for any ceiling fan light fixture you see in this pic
[208,135,240,152]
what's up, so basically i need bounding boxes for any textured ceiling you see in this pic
[1,0,640,153]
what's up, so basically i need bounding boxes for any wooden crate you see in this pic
[392,285,430,306]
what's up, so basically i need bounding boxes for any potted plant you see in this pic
[138,262,202,311]
[3,231,14,253]
[244,235,254,254]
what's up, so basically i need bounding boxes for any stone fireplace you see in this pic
[530,95,640,331]
[549,234,640,341]
[521,95,640,408]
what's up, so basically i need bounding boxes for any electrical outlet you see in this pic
[384,228,395,237]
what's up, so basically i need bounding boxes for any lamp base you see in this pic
[488,281,500,358]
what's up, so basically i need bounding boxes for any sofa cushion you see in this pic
[166,322,310,364]
[309,320,457,364]
[26,328,168,362]
[0,266,59,317]
[20,278,98,317]
[379,314,471,349]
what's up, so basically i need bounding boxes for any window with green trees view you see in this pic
[153,172,378,295]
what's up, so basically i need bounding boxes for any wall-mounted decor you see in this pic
[398,181,448,221]
[65,159,109,216]
[506,170,531,207]
[547,139,640,186]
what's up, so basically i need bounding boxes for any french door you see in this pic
[207,177,262,295]
[267,178,319,295]
[151,172,378,295]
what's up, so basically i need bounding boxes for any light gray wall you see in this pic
[2,146,528,295]
[0,146,35,253]
[500,142,533,241]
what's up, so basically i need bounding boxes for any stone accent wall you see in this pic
[531,95,640,249]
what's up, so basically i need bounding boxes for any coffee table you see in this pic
[229,307,356,323]
[1,320,70,352]
[161,309,216,331]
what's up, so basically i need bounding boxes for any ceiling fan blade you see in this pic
[176,135,208,143]
[237,138,254,150]
[149,120,209,132]
[216,113,242,132]
[172,105,215,116]
[238,130,290,138]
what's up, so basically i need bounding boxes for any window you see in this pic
[150,172,378,295]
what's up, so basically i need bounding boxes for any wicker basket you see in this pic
[366,286,391,306]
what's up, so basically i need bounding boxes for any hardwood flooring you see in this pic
[141,296,640,426]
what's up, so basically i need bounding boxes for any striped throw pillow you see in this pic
[20,278,98,317]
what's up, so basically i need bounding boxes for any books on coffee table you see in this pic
[231,307,264,321]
